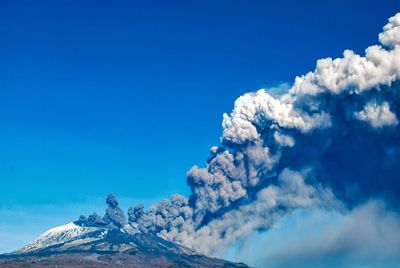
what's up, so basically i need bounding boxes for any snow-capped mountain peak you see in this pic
[17,222,98,253]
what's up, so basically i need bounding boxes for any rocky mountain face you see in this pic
[0,222,249,267]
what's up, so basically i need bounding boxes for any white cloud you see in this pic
[291,46,400,96]
[355,101,399,128]
[273,131,295,147]
[221,12,400,146]
[379,12,400,47]
[222,89,331,145]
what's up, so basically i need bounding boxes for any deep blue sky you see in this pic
[0,0,399,252]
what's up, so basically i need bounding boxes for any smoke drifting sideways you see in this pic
[77,13,400,255]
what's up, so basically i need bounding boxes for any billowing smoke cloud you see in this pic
[77,194,126,229]
[78,13,400,257]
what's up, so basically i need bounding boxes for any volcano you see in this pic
[0,222,249,267]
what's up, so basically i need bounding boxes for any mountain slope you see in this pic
[17,222,100,253]
[1,223,249,267]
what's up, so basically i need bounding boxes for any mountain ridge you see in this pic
[1,222,249,267]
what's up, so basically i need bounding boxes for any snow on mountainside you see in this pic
[17,222,99,253]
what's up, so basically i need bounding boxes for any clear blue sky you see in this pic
[0,0,399,252]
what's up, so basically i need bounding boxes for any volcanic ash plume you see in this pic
[78,13,400,255]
